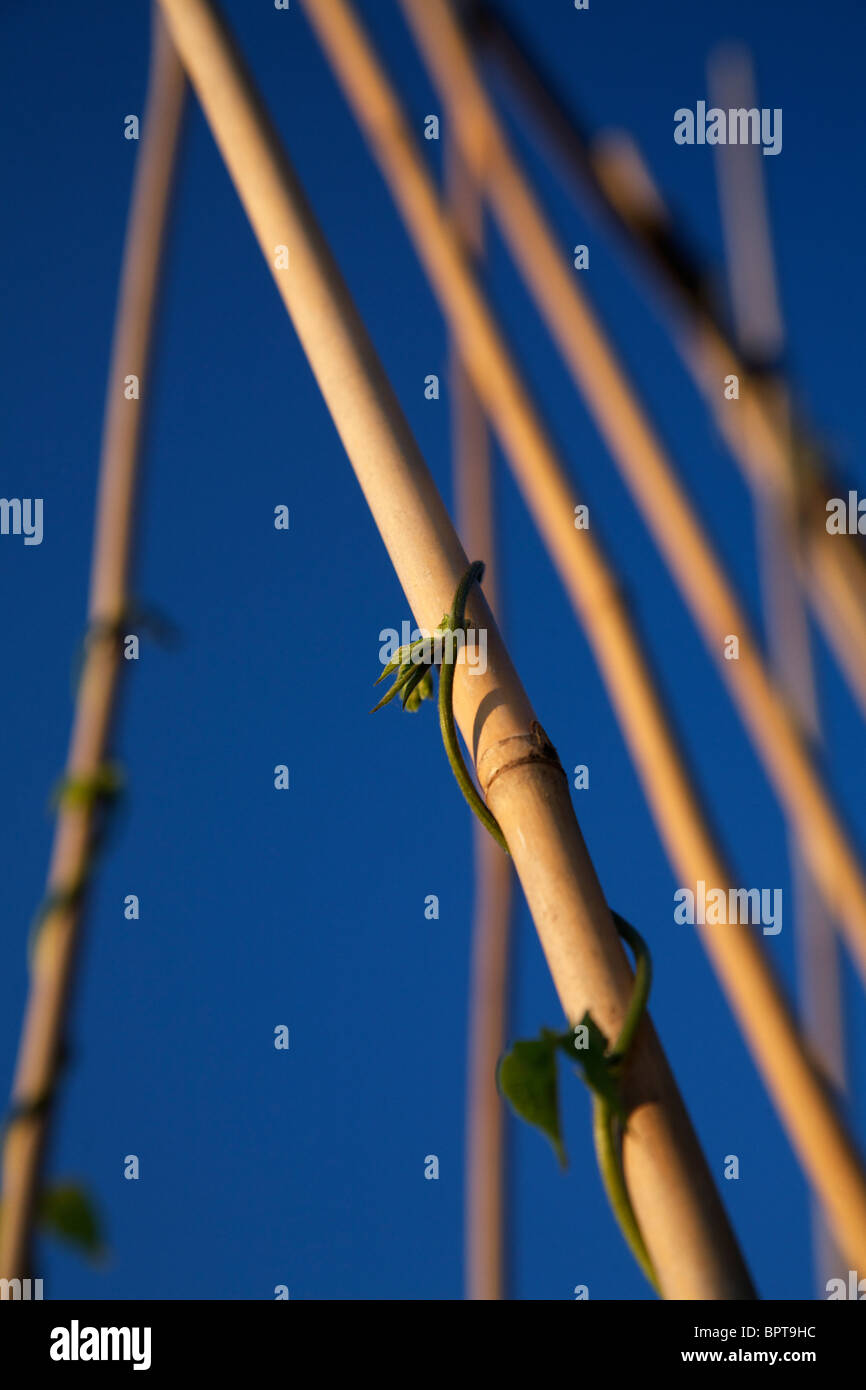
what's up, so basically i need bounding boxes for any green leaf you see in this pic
[500,1013,629,1165]
[372,642,435,713]
[370,664,411,713]
[404,669,433,712]
[374,656,402,686]
[37,1182,104,1260]
[568,1011,626,1122]
[497,1031,567,1168]
[399,663,431,709]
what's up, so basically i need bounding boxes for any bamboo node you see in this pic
[477,720,564,797]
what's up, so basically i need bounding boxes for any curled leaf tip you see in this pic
[371,635,435,715]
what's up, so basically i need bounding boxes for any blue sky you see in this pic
[2,0,865,1299]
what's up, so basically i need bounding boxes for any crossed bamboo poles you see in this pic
[153,0,755,1299]
[0,10,186,1284]
[710,44,845,1292]
[296,0,866,1273]
[3,0,863,1297]
[466,0,866,724]
[447,139,513,1302]
[396,0,866,995]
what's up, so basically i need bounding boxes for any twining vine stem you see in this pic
[377,559,659,1293]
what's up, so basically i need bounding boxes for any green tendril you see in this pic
[593,912,659,1294]
[372,563,658,1293]
[436,562,509,854]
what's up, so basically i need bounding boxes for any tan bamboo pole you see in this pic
[447,138,512,1302]
[464,826,511,1300]
[296,0,866,1271]
[805,528,866,718]
[467,1,866,723]
[593,138,866,722]
[0,8,186,1286]
[398,0,866,990]
[157,0,754,1299]
[710,46,846,1294]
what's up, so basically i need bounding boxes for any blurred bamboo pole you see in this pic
[398,0,866,991]
[710,44,846,1296]
[466,0,866,723]
[297,0,866,1270]
[0,8,186,1285]
[158,0,755,1298]
[447,138,513,1301]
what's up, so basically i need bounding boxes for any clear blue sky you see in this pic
[2,0,865,1299]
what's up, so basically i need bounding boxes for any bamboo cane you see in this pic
[157,0,754,1298]
[466,0,866,724]
[709,45,846,1294]
[295,0,866,1271]
[398,0,866,991]
[447,138,512,1302]
[0,8,186,1286]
